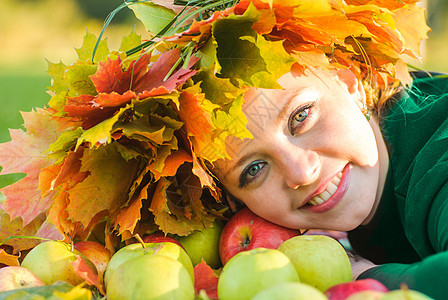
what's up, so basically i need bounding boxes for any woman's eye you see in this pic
[288,102,315,135]
[239,161,267,188]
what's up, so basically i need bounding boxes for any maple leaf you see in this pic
[212,5,268,87]
[76,30,110,63]
[393,4,430,58]
[71,255,105,295]
[0,249,20,266]
[194,259,219,299]
[178,85,224,162]
[0,210,45,253]
[65,143,139,228]
[119,29,142,53]
[129,1,176,35]
[0,109,60,226]
[150,163,217,236]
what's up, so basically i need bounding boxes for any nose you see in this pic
[279,147,321,189]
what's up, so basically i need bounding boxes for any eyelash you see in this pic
[238,102,316,188]
[288,102,315,135]
[239,160,267,188]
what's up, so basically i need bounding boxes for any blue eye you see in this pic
[289,102,314,135]
[239,161,266,188]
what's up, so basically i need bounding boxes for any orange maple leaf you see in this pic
[0,109,59,226]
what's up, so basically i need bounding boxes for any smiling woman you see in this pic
[0,0,446,299]
[213,70,387,232]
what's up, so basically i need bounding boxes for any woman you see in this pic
[213,66,448,299]
[0,0,444,298]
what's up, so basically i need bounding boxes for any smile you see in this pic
[303,163,351,213]
[307,171,342,206]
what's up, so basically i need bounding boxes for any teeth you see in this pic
[313,196,325,205]
[307,171,343,206]
[326,182,338,195]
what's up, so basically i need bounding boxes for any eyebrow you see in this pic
[275,93,298,127]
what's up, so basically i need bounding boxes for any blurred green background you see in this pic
[0,0,447,188]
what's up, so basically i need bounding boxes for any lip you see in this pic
[302,163,351,213]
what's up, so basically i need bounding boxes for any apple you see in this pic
[219,207,300,265]
[217,248,300,300]
[325,278,389,299]
[0,266,45,291]
[104,241,194,286]
[345,290,386,300]
[278,234,352,292]
[21,241,90,285]
[252,282,328,300]
[143,232,184,249]
[106,254,195,300]
[74,240,111,279]
[178,219,224,269]
[380,289,434,300]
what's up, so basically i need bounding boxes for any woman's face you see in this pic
[214,71,389,231]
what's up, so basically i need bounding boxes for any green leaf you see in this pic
[119,28,142,53]
[212,3,266,86]
[47,127,84,164]
[196,37,218,70]
[212,94,252,145]
[193,67,242,106]
[65,62,98,96]
[48,91,68,113]
[249,36,296,89]
[129,2,176,35]
[76,31,109,63]
[0,281,74,300]
[76,103,134,149]
[47,60,69,94]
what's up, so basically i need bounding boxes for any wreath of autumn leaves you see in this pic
[0,0,429,254]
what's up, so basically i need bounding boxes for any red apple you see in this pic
[0,266,45,292]
[74,241,112,279]
[219,207,300,265]
[325,279,389,299]
[143,232,184,250]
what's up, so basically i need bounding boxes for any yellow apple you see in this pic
[278,235,352,292]
[252,282,328,300]
[104,241,194,286]
[106,254,194,300]
[21,241,89,285]
[217,248,300,300]
[178,220,224,269]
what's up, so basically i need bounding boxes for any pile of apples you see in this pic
[0,207,433,299]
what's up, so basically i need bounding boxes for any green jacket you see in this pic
[348,73,448,300]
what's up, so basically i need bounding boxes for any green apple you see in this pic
[380,289,434,300]
[278,234,352,292]
[21,241,88,285]
[217,248,300,300]
[178,220,224,269]
[252,282,328,300]
[104,241,194,286]
[106,254,195,300]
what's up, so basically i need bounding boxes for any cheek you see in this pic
[235,187,291,222]
[319,103,378,166]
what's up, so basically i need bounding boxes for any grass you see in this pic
[0,73,51,189]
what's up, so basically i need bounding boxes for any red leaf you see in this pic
[194,259,219,299]
[133,48,200,97]
[71,255,105,295]
[90,53,152,95]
